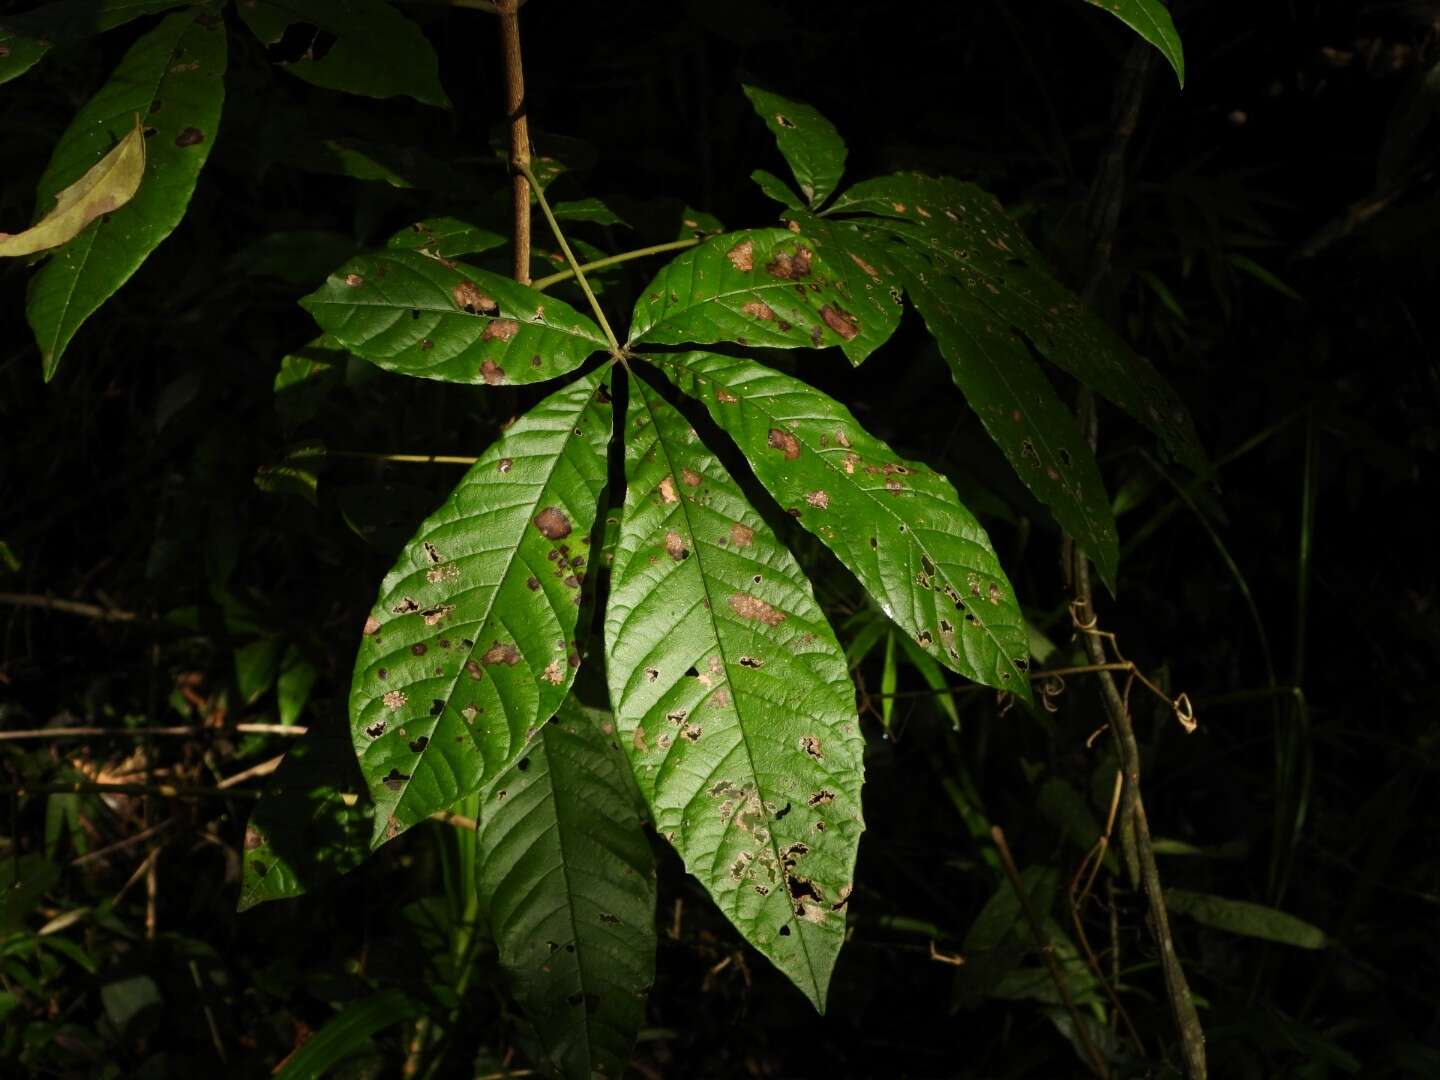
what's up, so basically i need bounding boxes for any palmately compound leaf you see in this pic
[626,228,887,366]
[477,700,656,1080]
[352,369,613,846]
[237,723,371,912]
[0,0,189,85]
[1081,0,1185,89]
[302,250,609,386]
[0,115,145,258]
[742,85,847,209]
[385,217,506,260]
[604,376,864,1011]
[885,244,1120,590]
[652,351,1033,702]
[236,0,449,107]
[25,6,226,380]
[829,172,1206,473]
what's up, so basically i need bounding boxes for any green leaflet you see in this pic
[742,84,847,208]
[652,351,1032,702]
[477,700,656,1080]
[236,0,449,108]
[1081,0,1185,89]
[302,249,608,386]
[604,377,863,1011]
[0,0,189,85]
[237,723,371,912]
[271,989,427,1080]
[385,216,506,260]
[887,244,1120,589]
[25,6,226,380]
[751,169,805,211]
[780,211,904,365]
[829,172,1206,473]
[1164,888,1327,949]
[352,369,613,846]
[626,228,888,366]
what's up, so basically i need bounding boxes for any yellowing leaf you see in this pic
[0,115,145,258]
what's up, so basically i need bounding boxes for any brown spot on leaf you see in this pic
[767,428,801,459]
[664,531,689,561]
[344,273,365,287]
[453,280,497,313]
[681,467,702,487]
[729,522,754,547]
[716,388,739,404]
[542,659,565,685]
[849,252,880,280]
[800,735,824,760]
[382,768,409,792]
[465,659,483,680]
[726,239,754,271]
[819,304,860,340]
[365,720,386,739]
[741,300,776,321]
[807,789,835,806]
[765,246,813,280]
[534,507,572,539]
[498,457,513,474]
[480,360,505,385]
[382,690,407,709]
[806,490,830,509]
[728,593,786,626]
[658,476,679,503]
[482,318,520,341]
[174,127,204,147]
[483,641,521,666]
[363,614,381,635]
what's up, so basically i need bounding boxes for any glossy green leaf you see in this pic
[652,351,1032,701]
[274,334,346,430]
[236,0,449,107]
[386,216,506,259]
[277,644,319,727]
[235,637,283,705]
[238,723,371,911]
[302,249,608,386]
[829,172,1205,472]
[25,7,226,380]
[781,211,904,365]
[353,370,613,847]
[477,700,656,1080]
[605,377,864,1011]
[627,228,887,366]
[742,84,847,208]
[0,0,188,85]
[886,244,1119,589]
[1164,888,1327,949]
[272,989,427,1080]
[551,198,629,227]
[1081,0,1184,89]
[751,169,804,211]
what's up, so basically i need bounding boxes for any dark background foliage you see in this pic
[2,0,1438,1075]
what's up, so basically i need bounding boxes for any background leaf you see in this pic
[25,6,226,380]
[302,249,607,386]
[605,377,864,1011]
[271,988,426,1080]
[0,0,187,85]
[742,84,847,208]
[829,172,1206,472]
[351,369,613,845]
[236,0,450,107]
[1164,888,1327,949]
[627,227,886,366]
[888,244,1120,588]
[386,216,506,259]
[654,351,1033,700]
[1081,0,1185,88]
[238,722,371,911]
[477,699,656,1080]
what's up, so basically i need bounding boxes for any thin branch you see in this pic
[325,450,479,466]
[518,160,622,352]
[2,782,260,800]
[991,826,1108,1078]
[531,238,702,291]
[496,0,532,283]
[0,723,307,742]
[0,592,138,622]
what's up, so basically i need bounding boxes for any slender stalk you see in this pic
[518,160,622,353]
[531,238,702,291]
[0,723,306,741]
[1,781,261,800]
[496,0,531,283]
[325,450,478,466]
[0,592,137,622]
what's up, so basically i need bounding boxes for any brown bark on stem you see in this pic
[496,0,531,284]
